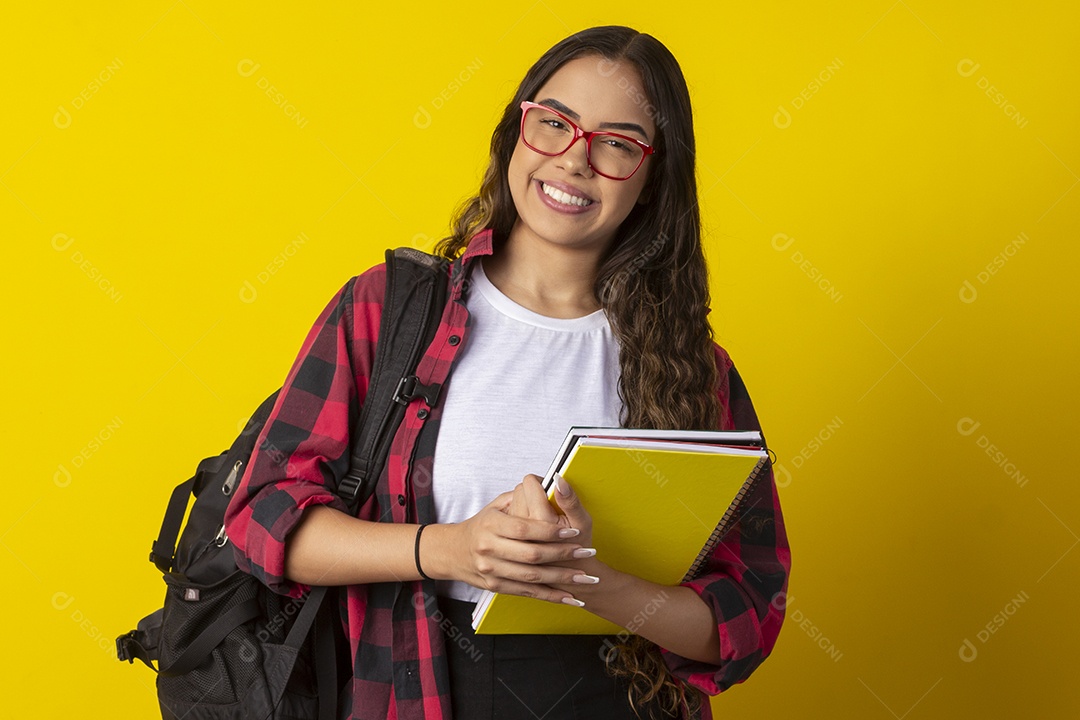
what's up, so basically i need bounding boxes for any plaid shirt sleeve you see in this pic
[223,263,386,598]
[659,344,792,697]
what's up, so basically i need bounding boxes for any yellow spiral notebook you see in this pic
[470,427,768,635]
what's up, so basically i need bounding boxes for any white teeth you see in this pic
[541,182,592,207]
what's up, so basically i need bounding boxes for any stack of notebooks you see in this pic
[470,426,768,635]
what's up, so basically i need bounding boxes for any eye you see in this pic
[601,137,635,154]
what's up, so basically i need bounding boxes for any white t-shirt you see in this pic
[431,257,624,602]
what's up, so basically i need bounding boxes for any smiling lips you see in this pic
[536,179,597,214]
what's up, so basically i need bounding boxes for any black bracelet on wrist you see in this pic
[415,523,433,581]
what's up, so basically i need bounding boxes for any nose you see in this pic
[556,135,593,177]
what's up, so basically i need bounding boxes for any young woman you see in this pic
[225,25,790,720]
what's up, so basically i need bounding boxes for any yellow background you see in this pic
[3,2,1077,717]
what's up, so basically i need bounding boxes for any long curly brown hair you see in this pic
[434,25,720,720]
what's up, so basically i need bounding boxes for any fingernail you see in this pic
[572,547,596,559]
[558,527,580,538]
[555,473,570,496]
[562,596,585,607]
[572,574,600,584]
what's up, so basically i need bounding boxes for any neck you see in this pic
[482,222,611,319]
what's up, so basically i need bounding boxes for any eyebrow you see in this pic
[536,98,651,142]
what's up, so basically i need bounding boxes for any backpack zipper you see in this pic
[221,460,243,496]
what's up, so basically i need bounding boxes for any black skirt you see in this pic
[436,595,683,720]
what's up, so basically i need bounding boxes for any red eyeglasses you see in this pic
[518,100,656,181]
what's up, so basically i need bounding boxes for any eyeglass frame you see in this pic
[517,100,657,181]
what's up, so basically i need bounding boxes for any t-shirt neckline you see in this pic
[471,259,610,332]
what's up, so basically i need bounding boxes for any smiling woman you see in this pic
[224,24,789,720]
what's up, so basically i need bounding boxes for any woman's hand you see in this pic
[504,474,609,604]
[440,481,598,605]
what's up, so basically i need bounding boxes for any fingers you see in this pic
[478,553,597,587]
[487,490,514,512]
[506,474,560,523]
[474,554,598,605]
[509,483,527,518]
[552,473,591,533]
[520,474,560,522]
[482,577,585,606]
[492,508,581,544]
[486,530,594,566]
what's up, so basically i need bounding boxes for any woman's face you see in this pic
[507,54,657,256]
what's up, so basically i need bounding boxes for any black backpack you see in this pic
[117,247,452,720]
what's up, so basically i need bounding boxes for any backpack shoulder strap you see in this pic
[337,247,451,513]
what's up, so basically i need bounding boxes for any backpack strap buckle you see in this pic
[393,375,442,407]
[149,543,175,574]
[116,630,156,671]
[116,631,136,663]
[338,474,363,501]
[116,608,163,672]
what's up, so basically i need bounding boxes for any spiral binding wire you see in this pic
[681,455,769,582]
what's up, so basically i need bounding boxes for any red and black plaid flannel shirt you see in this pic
[224,227,791,719]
